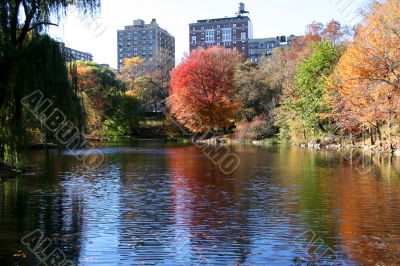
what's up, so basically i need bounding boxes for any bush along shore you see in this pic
[291,136,400,155]
[192,134,400,156]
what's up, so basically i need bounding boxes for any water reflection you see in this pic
[0,142,400,265]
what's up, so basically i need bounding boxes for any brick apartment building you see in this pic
[189,3,253,60]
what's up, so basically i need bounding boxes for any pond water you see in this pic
[1,141,400,265]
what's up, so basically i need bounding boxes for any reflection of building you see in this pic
[58,42,93,61]
[189,3,253,60]
[117,19,175,70]
[248,35,302,63]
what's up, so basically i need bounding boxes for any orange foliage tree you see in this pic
[75,61,125,134]
[169,47,241,132]
[332,0,400,146]
[76,64,101,92]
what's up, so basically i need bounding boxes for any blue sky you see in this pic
[48,0,369,68]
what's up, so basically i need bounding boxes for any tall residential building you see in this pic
[58,42,93,61]
[189,3,253,60]
[117,19,175,70]
[248,35,303,63]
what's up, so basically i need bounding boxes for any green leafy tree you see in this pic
[290,41,339,135]
[104,94,142,137]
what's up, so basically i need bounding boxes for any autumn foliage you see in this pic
[169,47,241,132]
[328,0,400,145]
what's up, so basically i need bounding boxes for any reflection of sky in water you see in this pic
[1,143,400,265]
[60,164,123,264]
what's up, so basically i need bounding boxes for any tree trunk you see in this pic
[376,125,382,146]
[0,144,3,160]
[388,115,393,150]
[369,127,375,146]
[349,132,355,146]
[318,122,326,132]
[362,130,366,146]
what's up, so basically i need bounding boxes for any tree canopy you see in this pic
[169,47,241,132]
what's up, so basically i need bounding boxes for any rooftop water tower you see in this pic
[237,2,249,16]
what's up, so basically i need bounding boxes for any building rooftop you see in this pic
[250,37,280,42]
[192,15,250,24]
[119,19,174,36]
[250,35,303,43]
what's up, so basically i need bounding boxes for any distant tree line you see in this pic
[168,0,400,150]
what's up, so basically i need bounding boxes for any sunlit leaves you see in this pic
[331,0,400,139]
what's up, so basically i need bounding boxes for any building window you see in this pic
[192,36,196,45]
[222,28,232,42]
[205,30,214,43]
[241,32,246,42]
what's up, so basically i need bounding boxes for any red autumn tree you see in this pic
[169,47,241,132]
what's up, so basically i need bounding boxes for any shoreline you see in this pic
[2,138,399,180]
[193,135,400,155]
